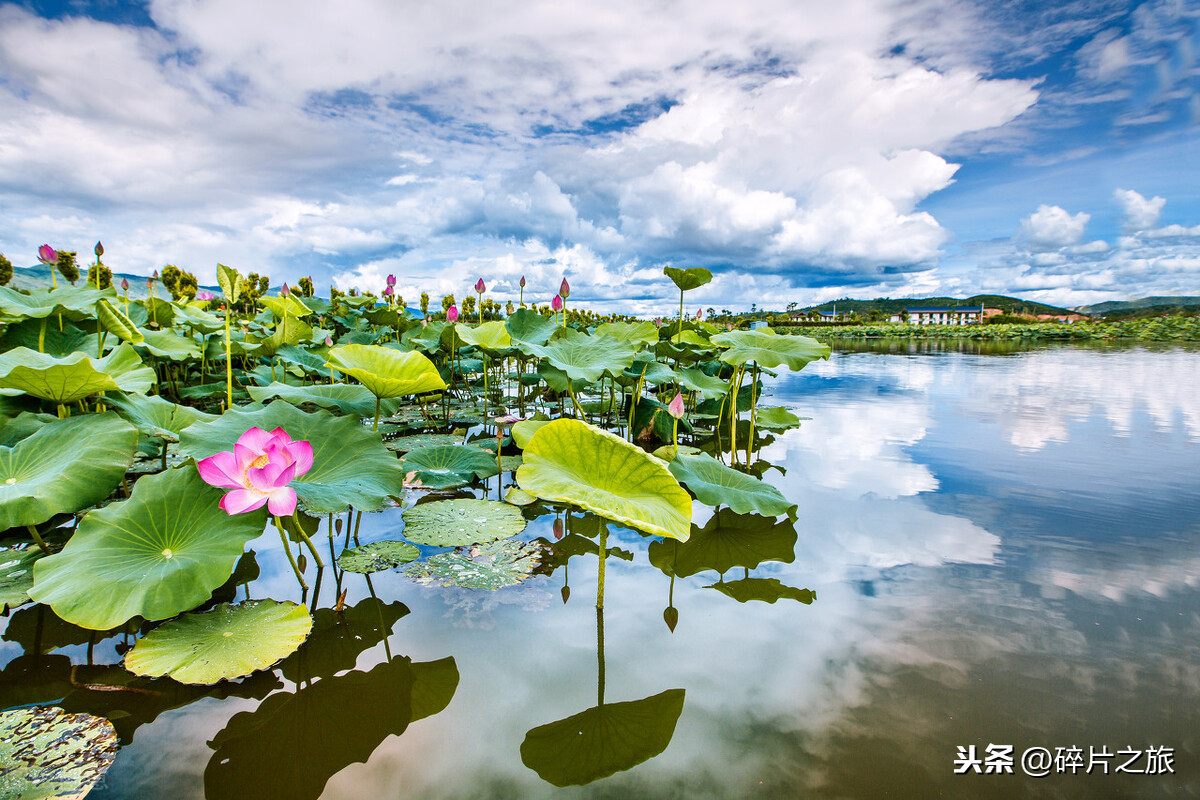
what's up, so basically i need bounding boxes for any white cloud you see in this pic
[1020,204,1090,249]
[1114,188,1167,231]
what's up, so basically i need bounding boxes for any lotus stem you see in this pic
[596,604,605,706]
[224,309,233,409]
[25,524,51,555]
[746,363,759,464]
[567,383,585,418]
[38,318,46,354]
[292,509,325,569]
[678,289,684,342]
[273,515,308,591]
[596,519,607,610]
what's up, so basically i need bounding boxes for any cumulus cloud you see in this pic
[1020,204,1090,249]
[1114,188,1167,231]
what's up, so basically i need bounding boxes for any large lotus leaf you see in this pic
[647,508,797,578]
[506,308,558,346]
[405,539,544,590]
[260,294,312,320]
[455,320,512,351]
[517,419,691,541]
[0,706,119,799]
[105,392,216,443]
[173,303,224,334]
[400,444,498,489]
[247,382,396,418]
[676,366,730,399]
[125,600,313,685]
[0,344,154,402]
[404,320,446,355]
[136,327,202,360]
[0,412,55,447]
[511,419,550,449]
[536,362,589,394]
[663,265,713,291]
[96,298,144,344]
[709,328,831,370]
[338,540,421,573]
[326,344,446,399]
[272,344,331,376]
[668,453,795,517]
[29,466,267,630]
[178,403,406,513]
[707,577,816,604]
[384,433,462,453]
[0,319,96,357]
[530,330,637,383]
[755,405,806,431]
[596,320,660,347]
[667,329,715,350]
[624,354,678,387]
[520,688,686,787]
[0,413,137,530]
[279,599,409,682]
[135,297,177,330]
[0,285,116,322]
[249,316,313,358]
[402,498,526,546]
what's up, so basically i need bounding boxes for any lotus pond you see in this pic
[0,269,1197,798]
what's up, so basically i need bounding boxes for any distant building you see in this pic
[749,320,769,330]
[889,306,998,325]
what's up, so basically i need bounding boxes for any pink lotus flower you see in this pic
[475,278,486,294]
[550,295,563,312]
[196,291,214,301]
[382,284,393,297]
[447,304,460,322]
[37,245,57,265]
[197,427,314,516]
[559,277,570,298]
[695,308,703,320]
[667,392,685,419]
[386,274,396,286]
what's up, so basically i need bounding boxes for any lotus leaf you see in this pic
[706,577,816,604]
[536,362,588,394]
[402,498,526,546]
[511,419,550,449]
[676,366,730,399]
[105,392,216,443]
[249,316,313,357]
[0,320,95,358]
[668,453,795,516]
[520,688,686,787]
[668,329,714,349]
[29,466,267,630]
[454,320,512,351]
[754,405,806,431]
[384,433,461,453]
[0,412,53,447]
[135,297,177,330]
[338,540,421,573]
[178,402,406,513]
[506,308,558,346]
[125,600,313,685]
[173,304,224,334]
[216,263,242,303]
[516,418,692,541]
[709,328,831,370]
[271,344,330,375]
[632,395,693,445]
[247,382,397,418]
[648,509,797,578]
[136,327,202,360]
[0,541,47,613]
[529,330,637,383]
[279,599,409,682]
[0,706,119,799]
[400,445,498,489]
[596,320,660,347]
[504,487,537,506]
[624,355,678,386]
[326,344,446,398]
[0,344,154,402]
[260,294,312,320]
[0,413,137,530]
[405,539,544,589]
[0,285,115,322]
[663,265,713,291]
[96,298,144,343]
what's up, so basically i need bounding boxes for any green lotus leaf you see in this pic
[663,265,713,291]
[668,329,714,349]
[216,263,242,304]
[260,294,312,320]
[105,392,217,443]
[404,320,446,355]
[0,413,138,530]
[668,453,795,517]
[247,382,398,418]
[178,402,406,513]
[338,540,421,573]
[136,327,202,361]
[272,344,331,375]
[506,308,558,346]
[709,328,831,370]
[326,344,446,399]
[596,320,660,347]
[402,498,526,546]
[755,405,806,431]
[96,298,144,343]
[536,361,588,394]
[454,320,512,351]
[0,285,116,322]
[500,454,523,472]
[0,319,94,357]
[676,366,730,399]
[173,303,224,334]
[516,418,692,541]
[511,419,550,449]
[520,688,686,787]
[706,577,816,604]
[249,316,313,358]
[530,330,637,383]
[0,540,51,613]
[648,508,797,578]
[125,600,313,685]
[134,297,177,330]
[0,412,54,447]
[0,706,119,799]
[624,355,678,386]
[400,444,498,489]
[279,599,409,683]
[405,539,544,590]
[29,466,267,630]
[384,433,461,453]
[504,486,537,506]
[632,395,693,445]
[0,343,154,402]
[650,443,703,461]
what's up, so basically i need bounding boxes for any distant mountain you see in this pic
[795,294,1076,317]
[1074,296,1200,315]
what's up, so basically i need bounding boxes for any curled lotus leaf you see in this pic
[0,413,138,530]
[668,452,796,517]
[96,298,144,343]
[248,316,313,358]
[105,392,216,443]
[0,706,119,799]
[402,498,526,546]
[516,418,692,542]
[454,320,512,351]
[260,294,312,320]
[30,466,267,630]
[405,539,545,590]
[663,265,713,291]
[338,540,421,574]
[709,328,831,370]
[326,344,446,398]
[125,600,313,685]
[0,343,155,402]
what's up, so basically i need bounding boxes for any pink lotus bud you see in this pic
[559,277,570,298]
[519,275,526,287]
[37,245,57,265]
[382,285,393,297]
[281,283,290,295]
[696,308,703,320]
[551,295,563,312]
[324,335,333,346]
[152,269,159,280]
[553,518,564,540]
[475,278,486,294]
[447,305,459,322]
[94,241,104,257]
[120,278,129,291]
[667,392,685,419]
[386,274,396,286]
[146,277,154,289]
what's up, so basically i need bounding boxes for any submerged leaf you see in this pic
[0,706,119,799]
[402,498,526,546]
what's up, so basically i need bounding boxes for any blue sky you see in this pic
[0,0,1196,312]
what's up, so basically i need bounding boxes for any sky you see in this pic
[0,0,1197,314]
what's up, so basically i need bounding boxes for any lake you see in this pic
[3,341,1198,799]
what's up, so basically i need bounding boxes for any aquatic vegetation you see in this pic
[0,705,119,798]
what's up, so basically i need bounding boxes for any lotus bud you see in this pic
[146,277,154,289]
[553,518,564,540]
[94,241,104,257]
[447,305,459,322]
[475,278,486,294]
[383,285,393,297]
[519,275,526,287]
[324,335,333,347]
[120,277,129,291]
[559,277,570,298]
[152,269,159,280]
[37,244,57,265]
[551,295,563,312]
[667,392,685,419]
[561,585,570,604]
[386,274,396,286]
[282,282,290,296]
[696,308,703,320]
[664,606,679,632]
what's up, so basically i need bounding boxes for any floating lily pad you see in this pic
[709,328,831,370]
[0,344,155,402]
[400,445,498,489]
[668,452,796,517]
[402,498,526,546]
[504,487,537,506]
[30,466,267,630]
[648,509,798,578]
[520,688,686,787]
[0,706,119,799]
[125,600,313,685]
[405,539,544,590]
[706,577,816,604]
[338,540,421,573]
[516,419,692,541]
[0,413,138,530]
[754,406,806,431]
[384,433,461,453]
[326,344,446,399]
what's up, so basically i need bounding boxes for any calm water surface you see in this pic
[3,343,1198,799]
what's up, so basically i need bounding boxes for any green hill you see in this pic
[1075,296,1200,316]
[795,295,1075,317]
